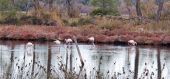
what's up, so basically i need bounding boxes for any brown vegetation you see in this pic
[0,20,170,45]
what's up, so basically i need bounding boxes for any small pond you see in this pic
[0,41,170,79]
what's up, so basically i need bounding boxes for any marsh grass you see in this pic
[95,18,123,30]
[141,20,170,34]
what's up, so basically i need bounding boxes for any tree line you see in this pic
[0,0,169,21]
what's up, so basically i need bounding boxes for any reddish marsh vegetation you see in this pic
[0,24,170,45]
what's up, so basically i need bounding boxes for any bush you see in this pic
[0,12,58,26]
[90,8,119,16]
[20,16,57,25]
[63,18,92,27]
[96,18,123,30]
[147,13,155,19]
[0,10,20,25]
[70,21,79,26]
[78,18,92,25]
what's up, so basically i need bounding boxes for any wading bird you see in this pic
[65,38,73,71]
[128,40,137,46]
[88,36,95,47]
[54,39,61,45]
[26,42,33,47]
[54,39,61,53]
[24,42,34,77]
[26,42,34,56]
[65,38,73,44]
[65,38,73,49]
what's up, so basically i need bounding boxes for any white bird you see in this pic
[65,38,73,44]
[23,42,34,77]
[88,36,95,47]
[88,37,94,42]
[54,40,61,45]
[26,42,34,56]
[128,40,137,46]
[26,42,33,47]
[54,39,61,53]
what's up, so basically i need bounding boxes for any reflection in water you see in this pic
[134,47,139,79]
[157,48,161,79]
[0,41,170,79]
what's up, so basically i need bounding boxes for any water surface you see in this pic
[0,41,170,79]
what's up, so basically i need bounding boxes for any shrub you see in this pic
[0,10,20,25]
[90,8,119,16]
[0,11,59,26]
[70,21,79,26]
[147,13,155,19]
[62,19,69,25]
[97,19,123,30]
[63,18,92,27]
[78,18,92,25]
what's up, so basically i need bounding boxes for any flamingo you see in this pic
[65,38,73,50]
[24,42,34,77]
[54,39,61,53]
[26,42,34,56]
[88,36,95,47]
[54,39,61,45]
[65,38,73,71]
[128,40,137,46]
[65,38,73,44]
[26,42,33,47]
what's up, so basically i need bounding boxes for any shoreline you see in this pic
[0,25,170,46]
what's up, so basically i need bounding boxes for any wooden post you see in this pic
[70,45,73,72]
[31,44,36,78]
[73,36,84,79]
[7,42,15,79]
[73,36,84,67]
[134,47,139,79]
[66,46,68,71]
[157,47,161,79]
[47,44,52,79]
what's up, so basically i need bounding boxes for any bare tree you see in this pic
[32,0,40,16]
[136,0,142,19]
[32,0,40,11]
[49,0,54,11]
[125,0,132,17]
[156,0,164,21]
[11,0,15,5]
[64,0,79,17]
[65,0,74,17]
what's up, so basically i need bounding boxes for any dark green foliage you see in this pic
[0,0,12,11]
[90,0,119,16]
[0,15,57,26]
[78,18,92,25]
[63,18,92,27]
[90,8,119,16]
[20,16,57,25]
[148,13,156,19]
[0,10,19,25]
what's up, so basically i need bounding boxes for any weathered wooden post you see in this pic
[134,47,139,79]
[73,36,84,67]
[47,43,52,79]
[157,47,161,79]
[73,36,84,79]
[31,44,36,78]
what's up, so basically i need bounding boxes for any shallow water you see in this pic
[0,41,170,79]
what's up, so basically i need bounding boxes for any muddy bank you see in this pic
[0,25,170,46]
